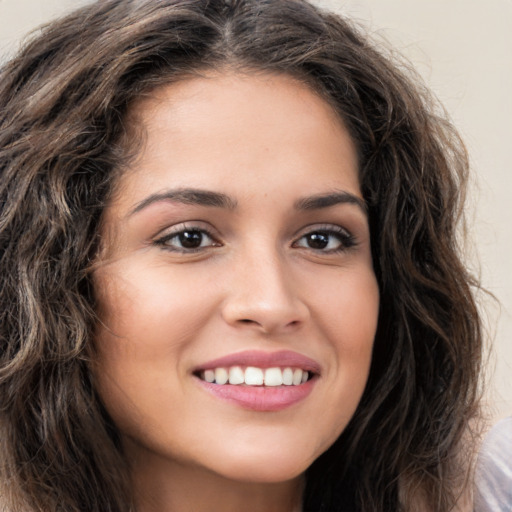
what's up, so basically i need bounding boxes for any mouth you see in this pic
[195,366,312,387]
[193,350,319,411]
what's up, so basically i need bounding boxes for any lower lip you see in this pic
[197,377,316,412]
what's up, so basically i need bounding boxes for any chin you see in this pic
[207,445,317,484]
[219,461,307,485]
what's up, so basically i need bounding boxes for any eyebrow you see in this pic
[294,191,367,215]
[129,188,238,215]
[129,187,367,217]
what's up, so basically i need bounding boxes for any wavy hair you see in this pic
[0,0,482,510]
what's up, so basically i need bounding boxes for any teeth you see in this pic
[293,368,303,385]
[282,367,294,386]
[228,366,245,385]
[264,367,283,387]
[214,368,229,385]
[245,366,264,385]
[201,366,310,386]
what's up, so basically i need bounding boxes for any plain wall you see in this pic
[1,0,511,422]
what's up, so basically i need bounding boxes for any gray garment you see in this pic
[475,417,512,511]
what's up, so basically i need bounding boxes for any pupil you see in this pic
[179,231,202,248]
[308,232,329,249]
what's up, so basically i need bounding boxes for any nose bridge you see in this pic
[221,240,308,333]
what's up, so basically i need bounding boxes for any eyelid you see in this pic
[153,222,221,252]
[291,223,357,252]
[152,220,217,238]
[293,223,353,239]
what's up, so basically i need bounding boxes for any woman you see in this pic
[0,0,482,510]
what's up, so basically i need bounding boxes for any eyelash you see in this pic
[154,224,220,253]
[292,225,357,253]
[153,224,357,254]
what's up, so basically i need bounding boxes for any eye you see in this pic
[293,227,355,253]
[155,227,219,252]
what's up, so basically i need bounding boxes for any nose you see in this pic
[220,250,310,335]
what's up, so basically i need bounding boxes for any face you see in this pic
[93,72,379,485]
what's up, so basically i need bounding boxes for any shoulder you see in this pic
[474,416,512,511]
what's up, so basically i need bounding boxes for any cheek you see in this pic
[314,267,379,350]
[92,318,186,448]
[304,268,379,446]
[91,259,226,422]
[333,270,379,384]
[91,267,184,426]
[94,261,216,349]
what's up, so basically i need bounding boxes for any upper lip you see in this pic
[193,350,321,375]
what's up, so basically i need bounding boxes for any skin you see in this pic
[93,72,380,512]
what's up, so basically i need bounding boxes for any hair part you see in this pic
[0,1,482,510]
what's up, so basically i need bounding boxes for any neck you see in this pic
[129,446,304,512]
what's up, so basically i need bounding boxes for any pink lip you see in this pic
[193,350,320,412]
[193,350,321,373]
[197,378,316,412]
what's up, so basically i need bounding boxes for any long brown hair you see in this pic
[0,1,482,510]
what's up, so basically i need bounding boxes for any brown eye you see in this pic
[293,227,355,253]
[157,228,218,252]
[304,232,331,249]
[178,231,205,249]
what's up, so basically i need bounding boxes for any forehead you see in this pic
[109,71,360,213]
[127,71,353,155]
[129,70,343,123]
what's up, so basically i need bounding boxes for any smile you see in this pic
[199,366,310,386]
[194,350,319,411]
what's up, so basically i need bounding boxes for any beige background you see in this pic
[1,0,511,422]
